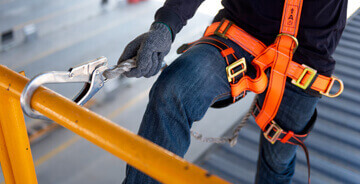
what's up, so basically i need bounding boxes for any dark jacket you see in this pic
[155,0,348,76]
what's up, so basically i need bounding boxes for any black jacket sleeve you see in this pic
[154,0,205,40]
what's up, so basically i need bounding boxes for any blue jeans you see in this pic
[123,43,319,184]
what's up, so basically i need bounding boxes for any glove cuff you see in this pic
[151,22,173,42]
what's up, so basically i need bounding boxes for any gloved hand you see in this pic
[118,22,172,78]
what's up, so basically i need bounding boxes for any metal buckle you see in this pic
[291,64,317,90]
[214,19,233,39]
[226,57,247,82]
[320,76,344,98]
[21,57,109,120]
[277,33,299,54]
[263,121,283,144]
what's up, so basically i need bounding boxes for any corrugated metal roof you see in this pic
[195,9,360,184]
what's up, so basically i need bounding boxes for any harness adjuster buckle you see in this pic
[226,57,247,82]
[264,121,283,144]
[291,64,317,90]
[214,19,233,39]
[320,75,344,98]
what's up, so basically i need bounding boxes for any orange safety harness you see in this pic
[177,0,344,183]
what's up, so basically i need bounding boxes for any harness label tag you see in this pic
[283,5,299,28]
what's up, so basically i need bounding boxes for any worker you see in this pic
[118,0,347,183]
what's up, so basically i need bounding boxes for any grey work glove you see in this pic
[118,22,172,78]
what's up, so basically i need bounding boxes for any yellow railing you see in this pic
[0,65,230,184]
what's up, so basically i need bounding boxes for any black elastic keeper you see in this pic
[286,77,322,98]
[177,44,190,54]
[304,74,322,97]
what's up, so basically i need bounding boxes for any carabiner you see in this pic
[20,57,108,120]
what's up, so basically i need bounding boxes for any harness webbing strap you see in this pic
[204,20,267,57]
[280,0,304,37]
[179,1,343,182]
[203,20,340,99]
[256,0,303,130]
[177,37,251,85]
[256,38,294,130]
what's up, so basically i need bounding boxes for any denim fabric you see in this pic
[123,43,319,184]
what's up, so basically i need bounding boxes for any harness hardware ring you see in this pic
[320,76,344,98]
[20,57,109,120]
[277,33,299,54]
[263,120,283,144]
[226,57,247,83]
[291,64,317,90]
[214,19,233,39]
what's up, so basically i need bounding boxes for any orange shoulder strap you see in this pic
[279,0,304,37]
[255,0,304,130]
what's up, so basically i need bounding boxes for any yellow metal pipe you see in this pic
[0,65,229,184]
[0,119,15,184]
[0,88,38,184]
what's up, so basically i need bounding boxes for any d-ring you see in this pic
[320,76,344,98]
[277,33,299,54]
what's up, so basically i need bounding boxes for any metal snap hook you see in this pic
[20,57,108,120]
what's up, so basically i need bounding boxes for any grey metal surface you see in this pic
[195,9,360,184]
[0,0,112,51]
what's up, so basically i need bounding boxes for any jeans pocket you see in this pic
[210,92,232,108]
